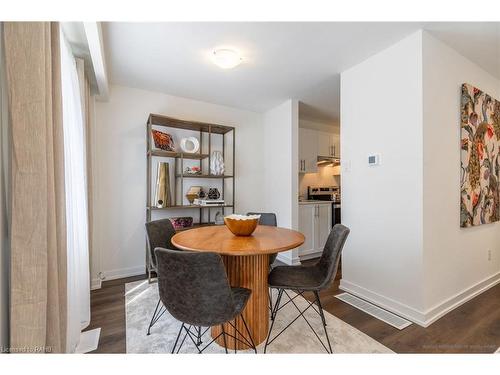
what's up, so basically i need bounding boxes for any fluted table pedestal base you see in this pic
[211,254,269,350]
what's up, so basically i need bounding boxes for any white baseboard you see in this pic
[101,266,146,282]
[340,271,500,327]
[91,278,102,290]
[277,250,301,265]
[422,271,500,326]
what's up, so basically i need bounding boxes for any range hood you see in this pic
[316,155,340,167]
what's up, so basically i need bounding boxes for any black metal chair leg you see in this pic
[268,288,273,319]
[314,291,332,353]
[234,318,237,353]
[221,325,229,354]
[171,323,184,353]
[240,313,257,353]
[147,298,162,335]
[270,288,283,321]
[196,326,203,346]
[264,288,283,353]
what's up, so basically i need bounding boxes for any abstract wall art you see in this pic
[460,83,500,227]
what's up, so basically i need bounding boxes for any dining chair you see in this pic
[246,212,278,266]
[264,224,350,353]
[144,219,178,336]
[155,248,257,354]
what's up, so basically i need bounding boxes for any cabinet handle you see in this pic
[333,145,336,156]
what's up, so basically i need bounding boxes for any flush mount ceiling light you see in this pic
[211,48,242,69]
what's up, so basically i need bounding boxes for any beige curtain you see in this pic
[4,22,67,353]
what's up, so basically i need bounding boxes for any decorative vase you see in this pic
[210,151,225,175]
[180,137,200,153]
[154,162,171,208]
[208,188,220,200]
[186,193,198,204]
[198,188,206,199]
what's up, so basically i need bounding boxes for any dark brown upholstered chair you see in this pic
[155,248,257,353]
[264,224,350,353]
[144,219,177,335]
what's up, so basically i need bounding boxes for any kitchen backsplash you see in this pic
[298,165,340,198]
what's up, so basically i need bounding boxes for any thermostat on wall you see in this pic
[368,154,380,166]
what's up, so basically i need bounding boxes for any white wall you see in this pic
[264,100,300,264]
[340,31,426,320]
[421,32,500,323]
[341,30,500,326]
[93,84,265,282]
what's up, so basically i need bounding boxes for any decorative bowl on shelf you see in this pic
[169,217,193,230]
[224,214,261,236]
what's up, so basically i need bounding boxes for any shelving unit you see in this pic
[146,114,235,279]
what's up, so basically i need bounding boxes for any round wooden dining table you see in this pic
[171,224,305,350]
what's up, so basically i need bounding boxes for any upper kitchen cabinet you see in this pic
[299,127,318,173]
[331,133,340,157]
[318,131,340,157]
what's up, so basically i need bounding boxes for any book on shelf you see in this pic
[193,198,226,206]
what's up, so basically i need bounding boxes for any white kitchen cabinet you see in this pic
[298,202,332,259]
[331,133,340,157]
[317,132,331,156]
[298,204,315,255]
[316,131,340,157]
[298,128,318,173]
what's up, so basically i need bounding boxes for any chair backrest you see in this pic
[247,212,277,227]
[155,248,237,327]
[317,224,350,289]
[145,219,177,269]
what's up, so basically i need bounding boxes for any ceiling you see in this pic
[103,22,500,124]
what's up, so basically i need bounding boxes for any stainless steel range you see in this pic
[307,186,341,225]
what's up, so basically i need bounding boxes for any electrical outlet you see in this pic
[487,250,492,261]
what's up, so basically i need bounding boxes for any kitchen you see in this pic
[298,117,341,260]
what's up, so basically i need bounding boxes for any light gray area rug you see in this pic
[125,280,393,354]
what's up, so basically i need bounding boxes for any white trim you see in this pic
[83,22,109,101]
[90,278,102,290]
[422,271,500,326]
[102,266,145,281]
[340,271,500,327]
[277,250,301,265]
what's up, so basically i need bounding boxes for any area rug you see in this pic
[125,280,393,353]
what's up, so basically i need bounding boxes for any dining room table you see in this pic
[171,224,305,350]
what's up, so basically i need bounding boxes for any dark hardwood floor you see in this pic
[85,266,500,354]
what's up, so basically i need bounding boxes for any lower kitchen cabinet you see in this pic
[298,202,332,259]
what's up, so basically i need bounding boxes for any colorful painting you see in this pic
[460,83,500,227]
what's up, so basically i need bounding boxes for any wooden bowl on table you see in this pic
[224,214,261,236]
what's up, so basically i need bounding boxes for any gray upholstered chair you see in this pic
[264,224,350,353]
[144,219,177,335]
[247,212,278,266]
[155,248,257,353]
